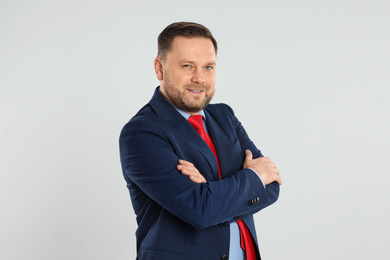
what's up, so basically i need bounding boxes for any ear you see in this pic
[154,57,164,81]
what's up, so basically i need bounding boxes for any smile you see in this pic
[188,89,204,93]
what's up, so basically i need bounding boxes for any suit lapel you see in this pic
[181,124,220,181]
[149,87,220,180]
[204,109,233,180]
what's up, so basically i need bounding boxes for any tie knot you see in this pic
[188,115,204,130]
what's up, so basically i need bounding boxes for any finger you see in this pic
[180,168,201,178]
[245,150,253,161]
[190,172,206,183]
[178,163,194,168]
[181,168,198,176]
[182,169,206,182]
[189,175,206,184]
[179,164,198,173]
[182,169,206,183]
[276,175,282,185]
[177,164,195,173]
[178,159,194,166]
[177,161,206,183]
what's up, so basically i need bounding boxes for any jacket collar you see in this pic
[149,87,231,180]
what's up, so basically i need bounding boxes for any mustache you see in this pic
[185,84,209,90]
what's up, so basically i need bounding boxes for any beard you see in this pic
[163,82,214,113]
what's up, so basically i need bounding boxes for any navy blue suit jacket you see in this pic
[119,87,279,259]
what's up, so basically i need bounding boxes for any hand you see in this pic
[177,159,207,183]
[243,150,282,185]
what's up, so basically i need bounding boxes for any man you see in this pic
[119,22,281,260]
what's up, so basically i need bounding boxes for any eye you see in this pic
[183,64,192,69]
[205,66,214,71]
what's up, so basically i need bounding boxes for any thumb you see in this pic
[245,149,253,161]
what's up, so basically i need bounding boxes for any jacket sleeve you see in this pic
[221,103,280,216]
[120,111,279,230]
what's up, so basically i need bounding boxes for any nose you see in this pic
[191,69,206,84]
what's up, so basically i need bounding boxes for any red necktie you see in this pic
[188,115,221,179]
[188,115,257,260]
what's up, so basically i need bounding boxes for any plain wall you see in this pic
[1,0,389,259]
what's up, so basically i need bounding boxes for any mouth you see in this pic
[187,89,205,94]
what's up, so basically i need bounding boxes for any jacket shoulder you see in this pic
[206,103,235,118]
[120,103,162,137]
[205,103,239,128]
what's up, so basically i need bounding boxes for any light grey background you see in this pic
[1,0,389,259]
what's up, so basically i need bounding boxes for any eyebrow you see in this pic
[179,60,216,65]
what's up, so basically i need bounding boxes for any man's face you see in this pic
[156,36,216,115]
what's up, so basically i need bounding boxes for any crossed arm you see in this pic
[121,104,281,229]
[178,149,282,185]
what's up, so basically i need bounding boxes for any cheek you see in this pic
[207,73,216,84]
[171,72,191,86]
[207,77,216,90]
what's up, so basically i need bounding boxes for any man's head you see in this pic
[157,22,218,62]
[154,22,218,115]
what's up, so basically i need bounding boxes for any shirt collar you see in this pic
[174,107,206,121]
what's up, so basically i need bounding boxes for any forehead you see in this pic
[166,36,216,62]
